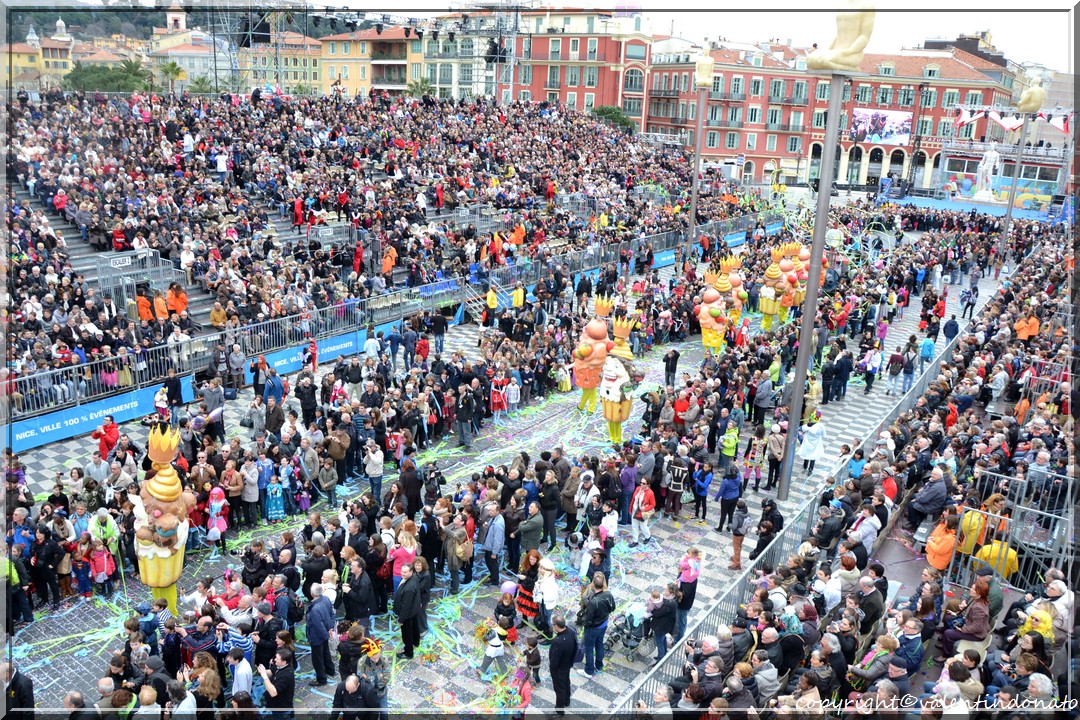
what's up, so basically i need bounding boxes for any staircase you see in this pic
[11,185,219,330]
[461,278,512,325]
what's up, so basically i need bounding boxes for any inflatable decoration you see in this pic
[574,295,613,413]
[599,314,640,446]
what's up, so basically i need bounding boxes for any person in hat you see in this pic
[358,638,389,717]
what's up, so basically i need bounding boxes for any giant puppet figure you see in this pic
[759,247,785,330]
[130,424,196,615]
[574,295,613,413]
[696,280,729,354]
[599,313,639,446]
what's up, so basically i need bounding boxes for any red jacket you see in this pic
[631,486,656,519]
[93,421,120,457]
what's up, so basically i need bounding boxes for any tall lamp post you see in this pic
[685,52,714,253]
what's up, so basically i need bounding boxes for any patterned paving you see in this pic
[11,235,999,711]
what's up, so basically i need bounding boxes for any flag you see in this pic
[1048,112,1071,135]
[988,111,1024,132]
[953,108,972,129]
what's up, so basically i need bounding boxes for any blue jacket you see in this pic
[482,514,505,555]
[692,469,714,496]
[717,473,742,501]
[523,480,540,508]
[263,375,284,404]
[895,633,924,675]
[911,477,947,516]
[919,338,935,359]
[305,595,336,646]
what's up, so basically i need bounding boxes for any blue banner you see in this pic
[10,375,195,453]
[765,222,785,235]
[244,333,360,384]
[724,231,747,248]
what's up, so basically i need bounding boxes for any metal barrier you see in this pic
[10,209,783,420]
[947,500,1074,593]
[94,250,187,310]
[307,221,356,245]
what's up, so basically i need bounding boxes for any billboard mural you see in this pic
[849,108,913,146]
[941,173,1057,209]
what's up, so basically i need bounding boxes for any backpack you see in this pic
[286,589,305,624]
[888,356,903,376]
[903,351,916,373]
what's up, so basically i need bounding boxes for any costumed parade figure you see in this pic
[130,425,196,615]
[725,258,746,325]
[574,295,613,413]
[697,278,729,354]
[759,247,784,330]
[599,314,640,446]
[777,248,798,325]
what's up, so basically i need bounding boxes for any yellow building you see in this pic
[3,39,42,93]
[321,27,423,97]
[240,31,322,93]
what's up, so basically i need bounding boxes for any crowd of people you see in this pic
[5,89,777,418]
[2,89,1075,719]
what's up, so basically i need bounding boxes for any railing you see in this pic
[941,140,1070,162]
[668,115,691,125]
[371,51,407,61]
[708,91,746,102]
[10,208,783,420]
[705,118,743,129]
[765,122,783,130]
[373,75,407,85]
[650,87,680,98]
[544,79,561,89]
[94,250,187,311]
[781,123,804,132]
[623,83,645,94]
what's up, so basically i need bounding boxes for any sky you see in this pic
[327,0,1073,75]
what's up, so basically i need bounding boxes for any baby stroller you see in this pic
[603,601,648,660]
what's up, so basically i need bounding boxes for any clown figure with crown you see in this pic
[130,424,196,615]
[574,296,613,413]
[599,314,641,446]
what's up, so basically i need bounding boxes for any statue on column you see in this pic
[807,8,876,72]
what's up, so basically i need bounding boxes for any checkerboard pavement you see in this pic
[10,247,998,711]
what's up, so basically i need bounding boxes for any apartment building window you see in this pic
[813,110,826,128]
[520,90,531,102]
[460,65,472,84]
[569,38,579,58]
[438,64,452,85]
[917,117,932,136]
[566,92,577,108]
[706,131,720,148]
[747,106,761,124]
[312,71,318,81]
[360,66,366,80]
[312,59,318,67]
[549,38,561,59]
[937,118,954,137]
[411,40,421,54]
[897,87,915,106]
[622,97,642,115]
[855,85,872,103]
[567,66,580,86]
[688,102,696,120]
[341,65,348,79]
[327,64,335,79]
[766,134,777,152]
[341,42,350,55]
[842,83,851,102]
[711,76,724,93]
[965,91,983,106]
[749,78,763,96]
[547,66,560,87]
[359,42,366,54]
[727,106,742,123]
[730,76,743,94]
[584,93,595,110]
[428,64,436,82]
[766,107,781,125]
[328,42,336,55]
[411,63,422,80]
[792,81,807,99]
[587,38,598,59]
[787,136,801,153]
[941,90,960,108]
[680,73,689,92]
[921,89,937,108]
[957,123,974,139]
[877,87,892,104]
[725,132,738,149]
[585,66,598,87]
[924,65,939,78]
[519,64,532,84]
[816,81,830,100]
[769,79,783,98]
[746,133,756,150]
[460,39,473,56]
[623,68,643,92]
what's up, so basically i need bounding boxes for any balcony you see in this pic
[544,79,561,89]
[651,87,680,97]
[769,94,809,106]
[765,122,782,131]
[526,47,605,62]
[708,91,746,102]
[426,50,459,59]
[372,73,407,87]
[371,51,407,62]
[623,83,645,94]
[706,118,744,129]
[669,116,691,125]
[942,140,1069,163]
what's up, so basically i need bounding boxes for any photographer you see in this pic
[669,635,721,695]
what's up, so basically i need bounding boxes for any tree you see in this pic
[590,105,635,130]
[406,79,433,98]
[157,60,184,94]
[187,75,214,94]
[64,62,146,93]
[118,59,151,89]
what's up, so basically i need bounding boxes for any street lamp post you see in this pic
[685,53,714,255]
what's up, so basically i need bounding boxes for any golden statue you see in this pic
[599,315,639,446]
[1016,81,1045,113]
[131,424,196,615]
[807,8,876,72]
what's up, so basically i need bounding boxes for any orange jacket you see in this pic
[381,246,397,275]
[166,288,188,315]
[1013,316,1038,341]
[137,296,153,321]
[925,523,957,571]
[153,295,169,321]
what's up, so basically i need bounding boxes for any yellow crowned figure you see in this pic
[574,296,613,413]
[130,425,196,615]
[599,315,639,446]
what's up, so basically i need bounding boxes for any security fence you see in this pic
[94,250,188,310]
[10,208,784,421]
